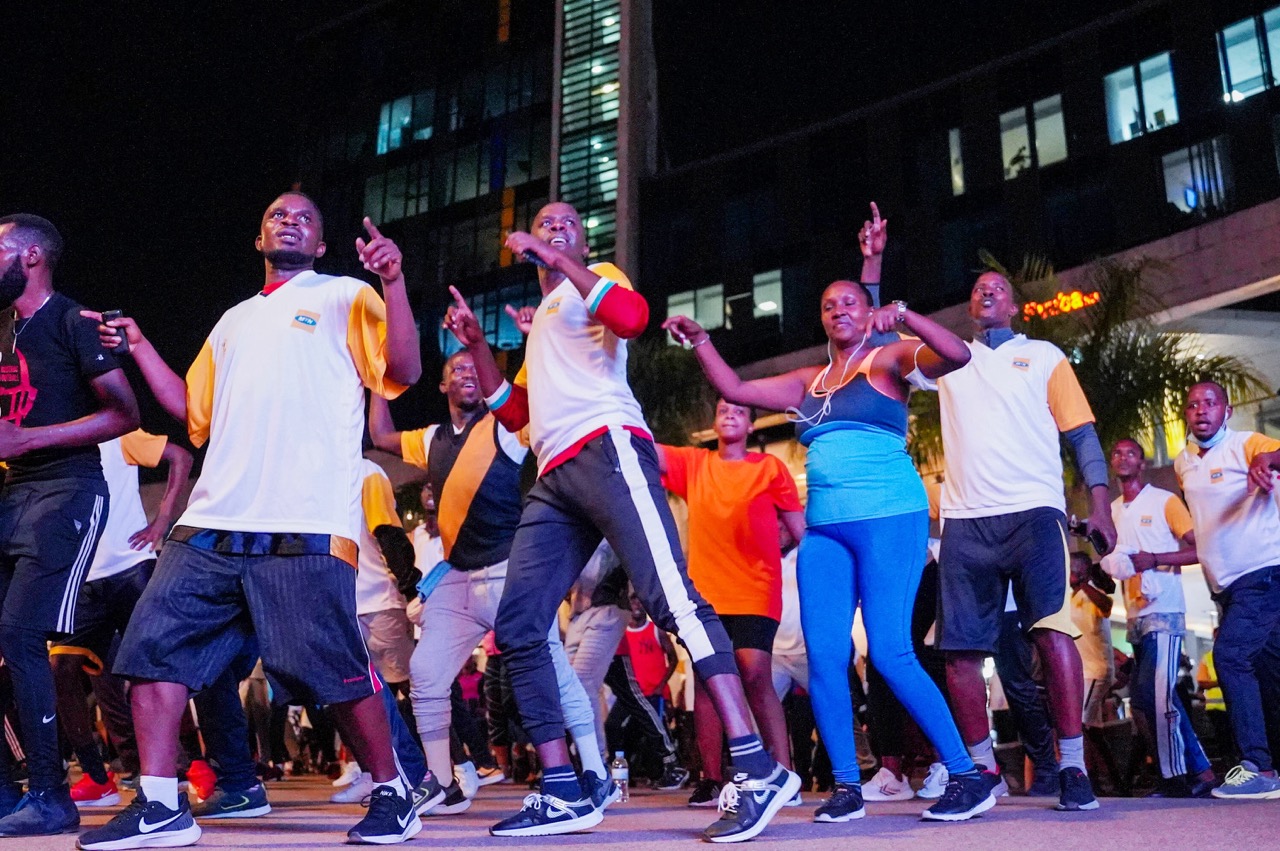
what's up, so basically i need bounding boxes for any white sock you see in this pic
[572,727,607,779]
[967,737,996,773]
[373,774,409,798]
[1059,735,1087,773]
[140,775,179,810]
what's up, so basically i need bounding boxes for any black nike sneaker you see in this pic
[347,785,422,844]
[410,772,446,816]
[191,783,271,819]
[489,792,603,837]
[0,786,79,837]
[76,791,201,850]
[701,763,802,843]
[921,770,999,821]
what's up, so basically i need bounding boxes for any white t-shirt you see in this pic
[177,272,404,541]
[1175,429,1280,591]
[1111,485,1192,618]
[355,459,408,616]
[1071,589,1115,681]
[411,524,445,575]
[937,336,1094,519]
[772,549,804,656]
[88,431,169,582]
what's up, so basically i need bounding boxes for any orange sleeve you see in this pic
[660,446,697,499]
[766,456,803,512]
[1047,358,1095,432]
[361,469,402,535]
[348,286,409,401]
[1163,495,1194,541]
[119,430,168,468]
[1243,432,1280,465]
[401,428,430,469]
[185,339,215,449]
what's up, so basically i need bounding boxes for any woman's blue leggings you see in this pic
[797,510,974,783]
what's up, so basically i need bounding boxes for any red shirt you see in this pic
[620,620,670,699]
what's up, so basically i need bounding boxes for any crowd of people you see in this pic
[0,189,1274,851]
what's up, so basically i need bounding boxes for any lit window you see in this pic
[949,128,965,196]
[1162,137,1232,215]
[1219,17,1267,102]
[412,89,435,142]
[1104,52,1179,143]
[752,270,783,321]
[666,285,725,337]
[1001,94,1067,179]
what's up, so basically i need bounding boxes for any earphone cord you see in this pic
[785,328,869,427]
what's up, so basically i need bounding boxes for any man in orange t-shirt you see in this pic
[660,399,805,805]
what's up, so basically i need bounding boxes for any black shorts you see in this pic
[936,507,1078,654]
[719,614,779,653]
[114,536,380,706]
[51,559,154,673]
[0,478,108,635]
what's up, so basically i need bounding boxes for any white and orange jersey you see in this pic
[177,271,407,541]
[1111,485,1193,618]
[356,458,407,615]
[1175,429,1280,591]
[937,335,1094,518]
[485,262,651,475]
[89,430,170,582]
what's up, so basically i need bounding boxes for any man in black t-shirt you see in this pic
[0,214,138,838]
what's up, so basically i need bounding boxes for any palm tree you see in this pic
[626,332,717,445]
[908,252,1269,468]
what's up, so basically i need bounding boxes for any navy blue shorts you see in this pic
[115,535,380,706]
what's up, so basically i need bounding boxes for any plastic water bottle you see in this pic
[610,751,630,803]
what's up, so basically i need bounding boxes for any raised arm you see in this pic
[0,368,139,460]
[444,286,530,431]
[82,311,189,422]
[661,315,812,413]
[356,217,422,386]
[368,394,405,455]
[129,440,194,550]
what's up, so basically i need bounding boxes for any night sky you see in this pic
[1,0,1143,446]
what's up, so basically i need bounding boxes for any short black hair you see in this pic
[0,213,64,270]
[1112,437,1145,459]
[822,279,874,308]
[717,396,757,423]
[1190,380,1230,405]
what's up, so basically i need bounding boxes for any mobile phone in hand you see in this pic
[522,249,548,269]
[102,310,130,355]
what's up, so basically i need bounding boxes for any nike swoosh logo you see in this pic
[139,812,183,833]
[42,714,55,724]
[397,810,413,829]
[753,791,770,804]
[224,796,250,810]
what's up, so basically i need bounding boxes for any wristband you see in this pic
[893,300,908,323]
[691,336,710,348]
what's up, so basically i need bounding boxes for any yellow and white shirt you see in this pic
[1111,485,1193,618]
[937,336,1094,518]
[89,430,170,582]
[178,272,406,541]
[1174,429,1280,591]
[356,459,408,615]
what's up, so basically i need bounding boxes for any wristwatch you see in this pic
[892,300,908,323]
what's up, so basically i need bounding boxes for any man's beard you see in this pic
[263,248,314,270]
[0,257,28,309]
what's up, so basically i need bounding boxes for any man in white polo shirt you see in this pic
[1103,437,1214,797]
[935,271,1117,813]
[1174,381,1280,800]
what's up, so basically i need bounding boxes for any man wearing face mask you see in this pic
[0,214,139,838]
[1174,381,1280,800]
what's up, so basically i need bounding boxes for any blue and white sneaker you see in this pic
[1211,762,1280,800]
[701,763,801,843]
[581,772,622,810]
[347,785,422,844]
[76,792,201,850]
[488,792,603,837]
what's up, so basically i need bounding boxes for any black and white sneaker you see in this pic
[410,773,446,816]
[814,782,865,823]
[488,792,603,837]
[191,783,271,819]
[701,764,801,844]
[655,765,691,791]
[921,771,998,822]
[422,781,471,816]
[581,772,623,810]
[688,778,723,808]
[0,786,79,837]
[76,792,201,850]
[1054,767,1099,811]
[347,785,422,845]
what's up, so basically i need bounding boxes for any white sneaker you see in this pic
[455,760,480,800]
[917,763,948,800]
[332,761,361,788]
[330,772,374,803]
[784,790,804,807]
[861,766,916,801]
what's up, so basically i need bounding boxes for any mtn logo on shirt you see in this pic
[545,298,563,316]
[1209,468,1224,482]
[1012,357,1031,371]
[1140,515,1153,526]
[291,310,320,333]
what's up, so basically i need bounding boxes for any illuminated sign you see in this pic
[1023,289,1101,320]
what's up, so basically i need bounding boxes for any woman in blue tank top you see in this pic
[663,205,993,824]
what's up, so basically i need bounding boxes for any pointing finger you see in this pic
[870,201,881,226]
[363,217,383,241]
[449,285,469,310]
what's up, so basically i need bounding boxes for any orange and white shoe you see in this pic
[71,772,121,807]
